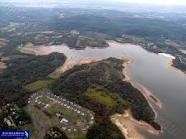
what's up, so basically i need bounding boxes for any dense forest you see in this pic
[0,6,185,138]
[0,7,185,72]
[0,7,186,41]
[52,58,160,138]
[0,53,66,106]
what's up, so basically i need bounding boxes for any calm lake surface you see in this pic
[108,42,186,139]
[23,41,186,138]
[76,41,186,139]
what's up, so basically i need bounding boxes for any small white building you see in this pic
[4,118,12,127]
[60,118,69,123]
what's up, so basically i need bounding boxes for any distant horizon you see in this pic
[115,0,186,6]
[1,0,186,6]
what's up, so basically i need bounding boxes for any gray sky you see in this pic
[2,0,186,6]
[116,0,186,5]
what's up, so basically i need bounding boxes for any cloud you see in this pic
[1,0,186,6]
[115,0,186,5]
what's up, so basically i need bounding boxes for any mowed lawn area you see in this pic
[24,80,54,92]
[36,94,80,123]
[46,103,80,124]
[1,54,29,61]
[85,86,127,108]
[24,105,54,139]
[25,93,88,139]
[38,95,53,105]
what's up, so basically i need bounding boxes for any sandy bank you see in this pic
[49,56,104,79]
[123,58,163,110]
[0,62,6,69]
[111,110,160,139]
[162,53,186,74]
[19,41,163,138]
[158,53,175,60]
[20,44,69,55]
[158,52,186,74]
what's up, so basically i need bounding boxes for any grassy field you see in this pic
[46,103,80,124]
[24,105,53,139]
[85,86,127,108]
[24,93,87,139]
[38,95,53,105]
[48,70,62,79]
[72,132,87,139]
[24,80,54,92]
[1,55,29,61]
[21,123,36,139]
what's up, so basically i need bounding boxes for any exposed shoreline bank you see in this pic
[0,62,6,70]
[19,41,173,139]
[110,59,163,139]
[158,52,186,74]
[111,110,161,139]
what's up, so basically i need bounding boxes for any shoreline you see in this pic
[49,56,104,79]
[170,60,186,75]
[110,59,163,139]
[159,53,186,75]
[111,111,146,139]
[172,63,186,74]
[114,49,186,139]
[111,110,161,139]
[19,41,167,138]
[158,52,186,74]
[123,59,163,110]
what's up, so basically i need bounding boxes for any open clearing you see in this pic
[24,80,54,92]
[26,105,53,139]
[26,90,94,139]
[1,55,29,61]
[85,86,127,108]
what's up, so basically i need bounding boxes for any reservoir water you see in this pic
[21,41,186,139]
[109,42,186,139]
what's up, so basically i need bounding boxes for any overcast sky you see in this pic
[2,0,186,6]
[117,0,186,5]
